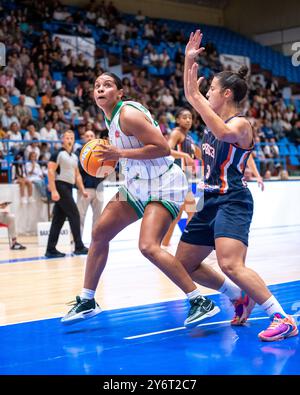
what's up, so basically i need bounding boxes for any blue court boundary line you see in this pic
[2,279,300,328]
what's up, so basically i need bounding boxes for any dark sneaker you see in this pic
[73,246,89,255]
[184,296,220,328]
[45,249,66,258]
[11,242,26,250]
[61,296,101,325]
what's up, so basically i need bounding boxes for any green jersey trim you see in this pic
[104,100,123,127]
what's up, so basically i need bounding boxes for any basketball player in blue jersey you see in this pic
[162,108,200,247]
[61,72,220,327]
[175,29,298,341]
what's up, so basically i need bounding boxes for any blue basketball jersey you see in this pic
[174,134,195,169]
[201,115,253,194]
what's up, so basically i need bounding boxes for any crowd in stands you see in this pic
[0,0,300,203]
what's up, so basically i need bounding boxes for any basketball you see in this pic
[80,138,117,178]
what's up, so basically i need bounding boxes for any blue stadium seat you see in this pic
[278,144,290,156]
[289,144,298,155]
[52,72,63,81]
[30,107,39,119]
[9,96,19,106]
[289,155,300,166]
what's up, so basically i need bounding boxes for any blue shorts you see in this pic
[180,188,254,247]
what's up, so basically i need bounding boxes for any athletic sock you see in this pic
[80,288,95,300]
[186,288,202,300]
[261,295,287,319]
[218,277,241,301]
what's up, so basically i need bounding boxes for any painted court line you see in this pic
[124,314,300,340]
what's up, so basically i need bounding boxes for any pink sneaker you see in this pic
[231,291,256,326]
[258,313,298,342]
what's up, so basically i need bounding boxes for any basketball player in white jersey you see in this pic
[61,72,220,326]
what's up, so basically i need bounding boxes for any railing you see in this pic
[0,139,62,183]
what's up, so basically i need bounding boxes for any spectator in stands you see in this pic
[40,119,58,142]
[264,170,272,180]
[159,49,170,69]
[161,88,175,110]
[19,47,30,68]
[1,105,20,130]
[0,68,20,96]
[149,47,160,67]
[260,119,274,139]
[0,121,7,140]
[158,113,171,137]
[38,69,54,94]
[23,124,41,141]
[39,142,51,162]
[12,151,34,204]
[7,122,23,154]
[85,1,97,22]
[263,138,279,173]
[61,100,76,121]
[0,86,10,112]
[24,138,41,160]
[279,169,289,180]
[41,87,53,108]
[14,95,32,122]
[8,52,23,81]
[63,70,79,98]
[0,202,26,250]
[93,112,108,138]
[77,20,92,37]
[252,136,267,176]
[135,9,145,23]
[44,97,59,119]
[22,69,38,99]
[96,10,107,28]
[53,6,71,21]
[54,87,75,111]
[34,108,46,132]
[61,49,73,68]
[25,151,47,199]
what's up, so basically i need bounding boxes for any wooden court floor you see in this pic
[0,223,300,326]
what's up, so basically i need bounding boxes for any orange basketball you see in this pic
[79,139,117,178]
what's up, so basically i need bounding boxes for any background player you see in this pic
[162,108,200,247]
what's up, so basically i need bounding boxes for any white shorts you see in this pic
[119,164,188,219]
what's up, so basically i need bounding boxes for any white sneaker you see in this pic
[28,196,36,203]
[21,197,28,204]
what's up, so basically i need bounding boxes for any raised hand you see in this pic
[186,62,205,99]
[185,29,205,60]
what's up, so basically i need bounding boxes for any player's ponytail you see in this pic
[215,66,249,104]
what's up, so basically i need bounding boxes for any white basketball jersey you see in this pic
[105,100,174,180]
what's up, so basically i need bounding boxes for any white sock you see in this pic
[186,288,202,300]
[80,288,95,300]
[261,295,287,319]
[218,278,241,301]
